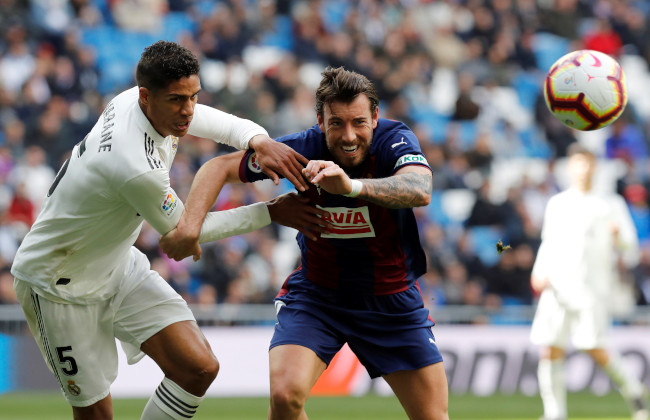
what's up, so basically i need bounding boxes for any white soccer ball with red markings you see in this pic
[544,49,627,131]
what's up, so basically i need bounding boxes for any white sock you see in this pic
[538,358,567,419]
[141,377,204,420]
[604,354,644,400]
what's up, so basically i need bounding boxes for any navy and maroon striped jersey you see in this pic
[239,118,432,299]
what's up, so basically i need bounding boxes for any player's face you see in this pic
[568,153,596,189]
[139,74,201,138]
[318,94,379,170]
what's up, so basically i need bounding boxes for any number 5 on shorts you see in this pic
[56,346,79,376]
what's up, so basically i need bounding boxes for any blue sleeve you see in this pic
[239,125,325,183]
[372,121,431,177]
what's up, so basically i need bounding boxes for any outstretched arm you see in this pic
[188,105,310,191]
[160,152,329,261]
[303,160,432,209]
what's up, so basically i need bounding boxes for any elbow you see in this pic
[417,192,431,207]
[416,176,433,207]
[416,174,433,207]
[418,194,431,207]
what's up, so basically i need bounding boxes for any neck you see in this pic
[576,181,591,192]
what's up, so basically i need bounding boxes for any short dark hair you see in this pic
[315,66,379,117]
[135,41,200,92]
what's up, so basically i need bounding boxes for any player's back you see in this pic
[11,87,160,303]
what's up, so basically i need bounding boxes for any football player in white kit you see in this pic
[530,144,648,420]
[10,41,325,420]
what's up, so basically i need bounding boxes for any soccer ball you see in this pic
[543,49,627,131]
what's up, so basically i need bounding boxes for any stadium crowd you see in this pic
[1,0,650,321]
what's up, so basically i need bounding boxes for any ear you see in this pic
[372,106,379,129]
[317,113,325,133]
[139,87,150,106]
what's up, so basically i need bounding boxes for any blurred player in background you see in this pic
[10,40,320,420]
[161,66,449,420]
[530,143,648,420]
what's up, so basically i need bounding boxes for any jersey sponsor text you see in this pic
[394,154,428,170]
[318,206,376,238]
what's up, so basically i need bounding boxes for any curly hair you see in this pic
[315,66,379,117]
[135,41,200,92]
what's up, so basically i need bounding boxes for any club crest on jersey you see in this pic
[247,152,262,173]
[394,154,429,170]
[318,205,376,239]
[171,136,179,153]
[161,193,177,216]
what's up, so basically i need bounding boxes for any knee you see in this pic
[434,406,449,420]
[541,346,565,360]
[177,354,219,396]
[270,382,307,414]
[194,355,219,389]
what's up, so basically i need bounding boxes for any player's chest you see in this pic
[555,197,610,234]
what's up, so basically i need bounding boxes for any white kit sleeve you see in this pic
[198,202,271,243]
[188,104,268,150]
[120,171,272,241]
[611,195,641,268]
[120,169,183,235]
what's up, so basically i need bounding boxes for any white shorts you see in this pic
[530,289,610,350]
[14,247,195,407]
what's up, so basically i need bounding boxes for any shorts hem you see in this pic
[124,314,196,365]
[67,388,111,407]
[375,358,445,379]
[269,340,331,366]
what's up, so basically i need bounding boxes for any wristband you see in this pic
[344,180,363,198]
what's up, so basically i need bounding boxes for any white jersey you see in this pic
[532,188,640,309]
[11,87,269,304]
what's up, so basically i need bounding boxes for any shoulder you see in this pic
[372,119,428,172]
[276,124,323,142]
[275,124,324,157]
[372,119,422,157]
[373,119,416,145]
[87,90,161,184]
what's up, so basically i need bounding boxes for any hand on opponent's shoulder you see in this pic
[249,135,309,191]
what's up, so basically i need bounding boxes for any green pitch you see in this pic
[0,392,634,419]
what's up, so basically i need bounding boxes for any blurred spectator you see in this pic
[466,180,503,227]
[7,182,34,228]
[485,243,534,305]
[583,17,623,57]
[604,113,648,167]
[441,259,469,305]
[624,183,650,245]
[538,0,582,41]
[110,0,167,33]
[24,99,76,167]
[0,24,35,95]
[7,145,55,211]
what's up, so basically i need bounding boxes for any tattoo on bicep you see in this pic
[362,172,432,208]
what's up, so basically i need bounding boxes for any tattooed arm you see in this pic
[303,160,432,209]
